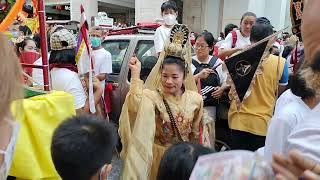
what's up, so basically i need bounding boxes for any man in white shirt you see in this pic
[90,28,113,94]
[286,103,320,163]
[273,89,299,116]
[154,1,178,55]
[263,71,318,162]
[49,27,103,113]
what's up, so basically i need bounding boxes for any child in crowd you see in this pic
[154,1,178,55]
[157,142,214,180]
[51,115,118,180]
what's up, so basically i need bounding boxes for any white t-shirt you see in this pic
[191,55,227,84]
[286,103,320,163]
[263,98,312,162]
[50,68,86,109]
[154,25,172,53]
[274,89,299,116]
[191,55,227,121]
[219,30,251,49]
[32,53,51,89]
[0,121,19,180]
[92,48,113,92]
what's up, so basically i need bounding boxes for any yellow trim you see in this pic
[75,40,86,64]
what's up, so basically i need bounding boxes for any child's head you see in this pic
[161,1,178,26]
[157,142,214,180]
[51,115,118,180]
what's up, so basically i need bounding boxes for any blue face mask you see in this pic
[12,31,19,38]
[90,37,102,48]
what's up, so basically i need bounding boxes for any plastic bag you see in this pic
[189,150,274,180]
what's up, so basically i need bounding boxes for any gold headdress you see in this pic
[144,24,197,91]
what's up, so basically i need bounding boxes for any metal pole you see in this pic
[38,0,50,91]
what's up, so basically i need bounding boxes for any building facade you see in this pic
[135,0,292,37]
[45,0,134,26]
[45,0,292,37]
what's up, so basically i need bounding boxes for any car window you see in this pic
[103,40,130,74]
[128,40,158,82]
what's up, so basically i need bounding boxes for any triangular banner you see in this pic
[225,35,276,104]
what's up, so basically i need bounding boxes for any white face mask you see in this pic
[0,122,19,180]
[163,14,177,26]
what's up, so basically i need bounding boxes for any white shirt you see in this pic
[0,121,19,180]
[219,30,251,49]
[92,48,113,92]
[274,89,299,116]
[32,53,51,89]
[191,55,227,84]
[154,25,172,53]
[50,68,86,109]
[286,103,320,163]
[263,98,312,162]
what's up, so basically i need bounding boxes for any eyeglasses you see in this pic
[194,45,209,49]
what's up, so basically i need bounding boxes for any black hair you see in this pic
[290,70,315,99]
[19,25,32,36]
[33,33,41,49]
[250,23,273,42]
[219,32,225,39]
[157,142,214,180]
[282,45,294,58]
[240,12,257,23]
[16,37,36,55]
[195,31,215,48]
[51,115,118,180]
[49,49,76,65]
[161,1,178,13]
[224,23,238,37]
[270,45,280,56]
[23,3,34,18]
[311,51,320,71]
[161,56,186,77]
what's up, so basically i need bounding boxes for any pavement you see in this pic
[107,154,123,180]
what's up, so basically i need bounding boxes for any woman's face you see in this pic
[23,40,37,53]
[240,16,256,37]
[195,36,212,61]
[161,63,184,95]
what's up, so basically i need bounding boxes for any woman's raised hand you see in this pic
[129,56,141,79]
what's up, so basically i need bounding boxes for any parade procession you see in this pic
[1,0,320,180]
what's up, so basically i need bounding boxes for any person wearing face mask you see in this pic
[90,27,112,95]
[10,21,22,39]
[218,12,257,59]
[15,37,40,85]
[51,115,118,180]
[154,1,178,56]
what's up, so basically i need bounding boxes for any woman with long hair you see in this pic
[120,24,207,180]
